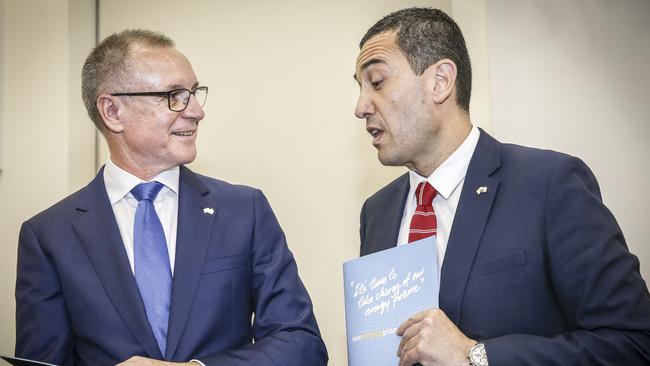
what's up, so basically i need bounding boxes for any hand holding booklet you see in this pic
[343,236,439,366]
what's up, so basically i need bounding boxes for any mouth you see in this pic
[171,130,195,137]
[367,126,384,146]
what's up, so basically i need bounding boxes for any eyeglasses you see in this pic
[110,86,208,112]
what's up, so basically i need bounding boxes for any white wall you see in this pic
[486,0,650,280]
[0,0,95,354]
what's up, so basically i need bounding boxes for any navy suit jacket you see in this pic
[16,166,327,365]
[360,130,650,364]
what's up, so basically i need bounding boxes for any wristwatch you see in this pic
[468,342,488,366]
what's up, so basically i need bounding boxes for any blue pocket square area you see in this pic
[470,250,527,278]
[201,254,249,274]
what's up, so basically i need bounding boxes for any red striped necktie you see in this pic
[408,181,438,243]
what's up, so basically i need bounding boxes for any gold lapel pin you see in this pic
[476,186,488,195]
[203,207,215,215]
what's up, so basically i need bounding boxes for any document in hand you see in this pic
[0,355,59,366]
[343,237,439,366]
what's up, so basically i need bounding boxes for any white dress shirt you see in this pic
[103,159,179,274]
[397,126,480,275]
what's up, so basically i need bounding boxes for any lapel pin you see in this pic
[476,186,488,195]
[203,207,215,215]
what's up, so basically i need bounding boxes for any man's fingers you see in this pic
[397,310,440,357]
[398,330,423,358]
[397,308,438,335]
[399,341,423,366]
[114,356,170,366]
[116,356,140,366]
[396,317,415,336]
[397,321,419,356]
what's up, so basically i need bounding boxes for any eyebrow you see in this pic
[353,58,386,81]
[165,81,200,90]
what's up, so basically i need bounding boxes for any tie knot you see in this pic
[415,181,437,206]
[131,181,164,202]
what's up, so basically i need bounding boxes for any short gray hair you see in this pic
[81,29,174,130]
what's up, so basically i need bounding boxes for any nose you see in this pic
[354,90,375,119]
[182,93,206,121]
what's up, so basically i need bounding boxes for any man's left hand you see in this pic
[115,356,196,366]
[396,308,476,366]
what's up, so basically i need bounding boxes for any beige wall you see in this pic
[0,0,4,172]
[1,0,648,363]
[451,0,492,130]
[485,0,650,281]
[0,0,95,355]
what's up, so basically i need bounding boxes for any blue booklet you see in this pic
[343,237,439,365]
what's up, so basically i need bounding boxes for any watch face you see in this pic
[469,343,488,366]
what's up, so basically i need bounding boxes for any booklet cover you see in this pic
[343,236,439,366]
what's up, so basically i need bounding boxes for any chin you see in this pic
[174,150,197,167]
[181,155,197,166]
[377,152,406,167]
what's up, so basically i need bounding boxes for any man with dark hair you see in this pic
[354,8,650,366]
[15,29,327,366]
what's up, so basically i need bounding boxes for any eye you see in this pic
[371,79,384,89]
[170,90,190,106]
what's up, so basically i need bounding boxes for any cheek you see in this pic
[377,91,403,121]
[134,132,166,153]
[386,85,413,112]
[136,126,171,151]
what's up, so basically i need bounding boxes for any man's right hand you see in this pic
[116,356,197,366]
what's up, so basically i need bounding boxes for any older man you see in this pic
[15,29,327,366]
[354,8,650,366]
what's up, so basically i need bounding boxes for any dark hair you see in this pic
[360,8,472,113]
[81,29,175,129]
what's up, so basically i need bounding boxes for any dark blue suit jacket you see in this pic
[360,130,650,364]
[15,166,327,365]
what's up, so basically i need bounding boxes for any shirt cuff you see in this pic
[190,359,206,366]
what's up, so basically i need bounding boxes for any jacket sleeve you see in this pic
[483,155,650,365]
[15,221,77,366]
[198,190,328,366]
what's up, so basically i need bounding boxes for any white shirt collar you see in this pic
[103,158,180,204]
[408,125,480,200]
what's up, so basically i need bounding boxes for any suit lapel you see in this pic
[383,175,409,250]
[439,130,501,324]
[365,174,409,254]
[72,168,163,359]
[165,166,216,359]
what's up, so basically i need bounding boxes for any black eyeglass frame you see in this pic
[110,86,209,112]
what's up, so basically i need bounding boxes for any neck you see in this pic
[107,146,169,181]
[113,159,167,181]
[408,111,472,177]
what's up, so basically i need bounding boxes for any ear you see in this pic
[96,94,125,133]
[424,58,457,106]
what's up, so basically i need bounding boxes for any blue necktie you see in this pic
[132,182,172,356]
